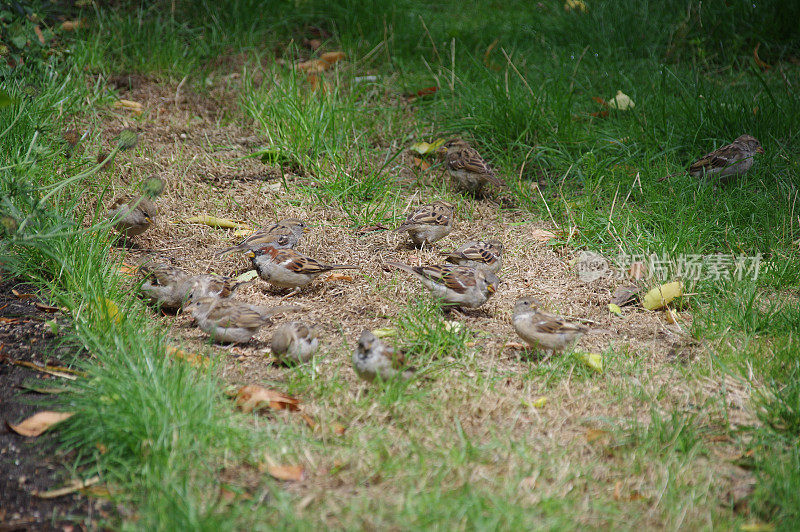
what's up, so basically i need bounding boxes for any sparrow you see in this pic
[387,262,500,308]
[216,218,308,256]
[107,177,165,240]
[270,321,320,364]
[246,245,359,292]
[393,200,455,246]
[352,329,413,382]
[107,195,157,239]
[183,296,297,344]
[140,262,240,311]
[441,138,505,194]
[441,239,504,273]
[661,134,764,182]
[512,297,588,353]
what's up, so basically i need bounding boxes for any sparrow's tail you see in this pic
[385,261,416,274]
[657,171,684,183]
[326,264,360,270]
[485,173,506,187]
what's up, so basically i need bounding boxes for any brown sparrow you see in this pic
[271,321,320,364]
[216,218,307,256]
[394,200,455,246]
[246,245,359,292]
[140,262,240,311]
[184,296,296,344]
[441,239,504,273]
[512,297,588,353]
[107,195,157,238]
[387,262,500,308]
[441,138,505,194]
[661,134,764,182]
[353,329,413,382]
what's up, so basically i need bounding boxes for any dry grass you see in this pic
[80,76,757,528]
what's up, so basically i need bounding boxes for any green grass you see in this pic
[3,0,800,529]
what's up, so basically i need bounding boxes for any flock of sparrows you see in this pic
[106,134,764,381]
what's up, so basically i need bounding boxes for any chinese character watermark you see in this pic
[576,252,761,282]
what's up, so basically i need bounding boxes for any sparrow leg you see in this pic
[279,287,301,301]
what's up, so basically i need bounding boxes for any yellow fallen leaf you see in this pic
[7,411,74,437]
[444,320,465,333]
[664,308,679,324]
[235,270,259,283]
[528,396,547,408]
[165,345,209,368]
[233,228,252,238]
[642,281,683,310]
[99,297,121,323]
[60,19,84,31]
[577,352,603,373]
[740,524,775,532]
[184,215,251,230]
[608,303,622,316]
[320,51,346,65]
[113,99,144,114]
[607,90,635,110]
[564,0,587,12]
[585,428,610,443]
[409,138,445,155]
[325,271,353,282]
[372,327,397,338]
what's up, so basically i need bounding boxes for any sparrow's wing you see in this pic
[415,265,475,294]
[397,203,452,229]
[689,143,743,173]
[449,147,505,186]
[207,302,264,328]
[446,242,498,263]
[533,311,588,334]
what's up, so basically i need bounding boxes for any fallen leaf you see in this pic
[530,228,556,242]
[300,413,316,429]
[564,0,587,12]
[740,523,775,532]
[642,281,683,310]
[60,20,84,31]
[526,396,547,408]
[320,51,345,65]
[372,327,397,338]
[12,289,36,299]
[585,428,610,443]
[412,157,431,171]
[607,90,635,110]
[267,463,305,482]
[165,345,209,368]
[7,411,73,437]
[416,86,438,97]
[33,26,45,45]
[113,99,144,114]
[409,138,446,155]
[325,271,353,283]
[297,59,328,73]
[608,303,622,316]
[235,270,259,283]
[504,341,526,349]
[34,302,60,313]
[333,423,346,435]
[184,215,250,230]
[664,308,679,324]
[32,476,100,499]
[576,352,603,373]
[117,262,138,276]
[443,320,465,334]
[235,385,300,413]
[98,297,121,323]
[611,284,641,306]
[753,43,771,71]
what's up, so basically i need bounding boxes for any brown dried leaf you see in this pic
[300,413,316,429]
[32,476,100,499]
[12,289,36,299]
[267,464,305,482]
[325,272,353,283]
[34,302,60,313]
[412,157,431,171]
[7,411,73,437]
[611,284,641,307]
[297,59,328,73]
[165,345,209,368]
[33,25,45,45]
[333,423,346,435]
[235,384,300,413]
[754,43,771,71]
[585,428,610,444]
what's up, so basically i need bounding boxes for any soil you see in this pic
[0,281,98,531]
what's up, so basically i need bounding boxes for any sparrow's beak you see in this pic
[302,226,311,234]
[756,146,765,154]
[245,250,256,258]
[487,283,496,294]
